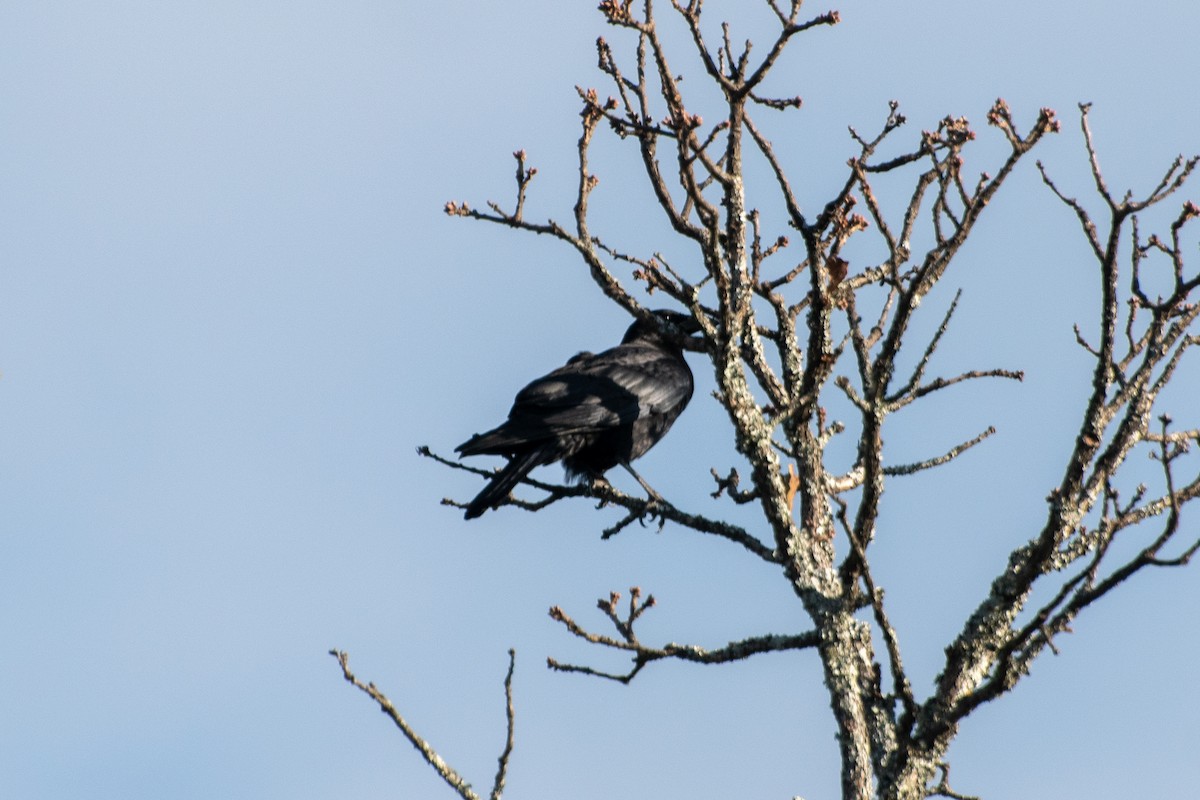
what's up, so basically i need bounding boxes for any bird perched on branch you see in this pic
[457,309,701,519]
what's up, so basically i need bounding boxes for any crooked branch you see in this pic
[547,588,818,684]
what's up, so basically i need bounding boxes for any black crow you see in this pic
[457,309,700,519]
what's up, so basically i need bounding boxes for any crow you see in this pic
[457,309,701,519]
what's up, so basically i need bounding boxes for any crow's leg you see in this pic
[621,462,670,529]
[581,473,615,509]
[621,461,664,503]
[586,474,613,491]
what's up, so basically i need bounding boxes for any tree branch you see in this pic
[418,446,778,563]
[330,649,518,800]
[547,588,819,684]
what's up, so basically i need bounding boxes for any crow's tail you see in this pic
[464,448,547,519]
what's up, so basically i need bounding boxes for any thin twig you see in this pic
[490,649,517,800]
[329,649,484,800]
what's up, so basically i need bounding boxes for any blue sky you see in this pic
[2,2,1198,799]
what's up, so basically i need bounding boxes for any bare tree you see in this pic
[334,3,1199,798]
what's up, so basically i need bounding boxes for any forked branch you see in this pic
[547,587,819,683]
[330,649,518,800]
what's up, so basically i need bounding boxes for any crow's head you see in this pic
[622,308,703,348]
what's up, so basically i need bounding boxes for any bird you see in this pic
[456,309,701,519]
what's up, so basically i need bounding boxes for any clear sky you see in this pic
[2,2,1198,799]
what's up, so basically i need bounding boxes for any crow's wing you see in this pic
[457,343,692,455]
[509,342,692,432]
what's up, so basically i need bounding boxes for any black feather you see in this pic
[457,310,699,518]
